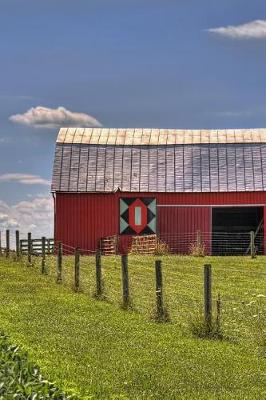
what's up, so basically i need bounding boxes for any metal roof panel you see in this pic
[52,128,266,193]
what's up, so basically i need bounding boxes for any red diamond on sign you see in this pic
[128,199,147,234]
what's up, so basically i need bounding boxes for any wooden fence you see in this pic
[0,230,54,257]
[20,238,54,255]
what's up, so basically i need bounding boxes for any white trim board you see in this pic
[157,204,266,208]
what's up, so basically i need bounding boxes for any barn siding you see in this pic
[55,191,266,254]
[158,206,211,254]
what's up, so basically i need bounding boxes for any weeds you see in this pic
[190,294,224,340]
[189,242,206,257]
[190,314,224,340]
[150,304,171,323]
[93,278,107,300]
[120,297,134,311]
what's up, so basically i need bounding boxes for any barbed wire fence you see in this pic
[0,228,262,257]
[0,229,265,343]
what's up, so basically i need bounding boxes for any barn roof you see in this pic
[57,127,266,145]
[52,128,266,193]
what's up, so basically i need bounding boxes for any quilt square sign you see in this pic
[120,198,156,235]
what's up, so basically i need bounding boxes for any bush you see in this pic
[0,332,77,399]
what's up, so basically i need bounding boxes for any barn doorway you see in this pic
[212,207,264,255]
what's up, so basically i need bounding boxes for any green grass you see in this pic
[0,254,265,399]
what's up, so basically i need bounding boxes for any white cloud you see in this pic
[0,173,50,186]
[207,20,266,39]
[0,196,53,243]
[9,106,102,129]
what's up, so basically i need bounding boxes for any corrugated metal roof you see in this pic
[57,127,266,145]
[52,128,266,193]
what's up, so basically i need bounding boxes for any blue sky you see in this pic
[1,0,266,238]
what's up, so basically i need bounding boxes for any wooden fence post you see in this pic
[204,264,212,329]
[5,229,10,258]
[121,254,131,309]
[56,241,63,283]
[74,247,80,292]
[41,236,47,274]
[27,232,32,267]
[250,231,255,259]
[0,231,2,256]
[15,230,20,259]
[155,259,164,321]
[95,250,103,298]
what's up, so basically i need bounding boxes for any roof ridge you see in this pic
[56,128,266,145]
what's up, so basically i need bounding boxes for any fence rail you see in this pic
[20,238,54,255]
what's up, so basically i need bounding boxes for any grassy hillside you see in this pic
[0,254,265,399]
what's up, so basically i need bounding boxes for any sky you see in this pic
[1,0,266,240]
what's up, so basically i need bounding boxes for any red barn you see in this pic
[52,128,266,255]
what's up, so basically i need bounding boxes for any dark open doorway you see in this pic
[212,207,264,255]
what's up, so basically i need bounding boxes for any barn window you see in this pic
[120,198,156,235]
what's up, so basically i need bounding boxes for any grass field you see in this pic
[0,254,265,399]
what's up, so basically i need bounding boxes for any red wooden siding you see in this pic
[55,191,266,254]
[158,206,211,254]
